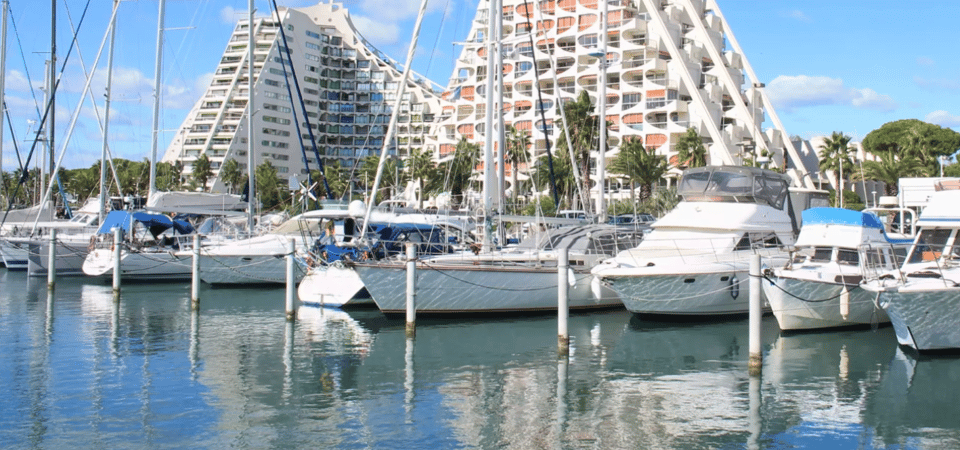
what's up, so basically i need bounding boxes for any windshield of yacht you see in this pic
[678,167,789,209]
[906,228,954,264]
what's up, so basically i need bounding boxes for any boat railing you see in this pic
[858,242,909,283]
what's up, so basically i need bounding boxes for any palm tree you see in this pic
[850,150,924,197]
[406,148,437,209]
[192,154,214,192]
[818,131,855,207]
[555,90,598,209]
[442,137,481,209]
[506,126,531,209]
[531,148,576,208]
[674,127,707,169]
[219,158,243,194]
[609,137,668,206]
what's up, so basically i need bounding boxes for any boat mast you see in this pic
[596,0,608,223]
[360,0,430,236]
[99,0,118,223]
[48,0,56,193]
[148,0,166,200]
[0,0,7,206]
[247,0,256,233]
[481,0,497,252]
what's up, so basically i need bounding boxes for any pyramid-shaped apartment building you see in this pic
[163,0,814,198]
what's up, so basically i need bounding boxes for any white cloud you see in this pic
[786,10,811,22]
[926,110,960,128]
[352,14,402,44]
[914,76,960,91]
[220,6,239,24]
[766,75,896,112]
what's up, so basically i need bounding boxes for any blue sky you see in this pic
[1,0,958,173]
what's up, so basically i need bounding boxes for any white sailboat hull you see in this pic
[297,264,373,308]
[197,254,306,285]
[354,259,619,314]
[26,238,91,277]
[0,239,29,270]
[83,248,193,280]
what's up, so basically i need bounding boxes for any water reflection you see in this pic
[4,269,960,449]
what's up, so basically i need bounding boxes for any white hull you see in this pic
[874,283,960,351]
[83,248,193,281]
[354,259,619,314]
[0,239,29,270]
[763,274,889,331]
[297,264,373,308]
[26,238,91,277]
[197,254,306,285]
[601,260,758,316]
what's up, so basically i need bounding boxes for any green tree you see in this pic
[849,150,924,197]
[440,138,481,209]
[406,148,438,209]
[609,137,668,205]
[554,90,599,209]
[674,127,707,169]
[310,159,349,200]
[219,158,243,194]
[192,154,213,191]
[255,161,284,211]
[63,164,100,203]
[861,119,960,176]
[818,131,855,207]
[506,126,531,209]
[531,147,576,209]
[357,155,407,205]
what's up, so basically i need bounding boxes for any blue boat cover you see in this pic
[802,207,883,230]
[97,210,195,235]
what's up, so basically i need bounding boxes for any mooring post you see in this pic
[112,227,122,298]
[749,253,762,375]
[405,242,417,338]
[191,234,201,310]
[557,247,570,356]
[47,228,57,289]
[285,237,297,321]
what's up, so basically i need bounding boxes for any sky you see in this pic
[1,0,958,174]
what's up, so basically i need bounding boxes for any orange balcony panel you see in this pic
[440,144,456,156]
[579,0,597,9]
[623,113,644,124]
[461,86,476,100]
[558,0,576,12]
[579,14,597,31]
[645,133,667,146]
[517,3,532,18]
[646,89,666,98]
[557,17,575,34]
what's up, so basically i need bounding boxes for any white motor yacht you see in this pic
[861,189,960,352]
[761,207,907,331]
[592,166,799,318]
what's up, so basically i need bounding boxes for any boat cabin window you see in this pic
[836,248,860,266]
[677,167,788,209]
[734,232,783,251]
[810,247,833,263]
[907,228,953,263]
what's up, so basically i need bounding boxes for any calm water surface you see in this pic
[1,269,958,449]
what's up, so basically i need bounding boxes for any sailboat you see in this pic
[81,0,250,281]
[348,0,645,315]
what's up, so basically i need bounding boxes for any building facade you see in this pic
[163,0,819,200]
[161,2,445,192]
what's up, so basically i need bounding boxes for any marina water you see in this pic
[1,269,958,449]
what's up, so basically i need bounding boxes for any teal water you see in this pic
[1,269,957,449]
